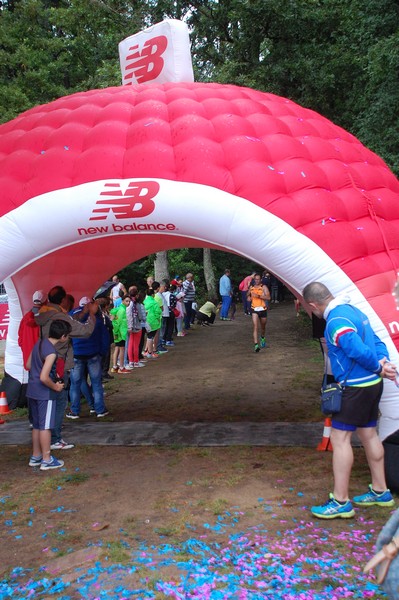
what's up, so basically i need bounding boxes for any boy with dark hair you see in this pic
[35,284,96,448]
[27,319,72,471]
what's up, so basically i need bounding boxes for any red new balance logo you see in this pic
[123,35,168,84]
[90,181,160,221]
[0,305,9,340]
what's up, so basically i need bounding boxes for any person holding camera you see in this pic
[27,319,72,470]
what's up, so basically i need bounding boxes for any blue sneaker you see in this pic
[260,337,266,348]
[353,485,395,507]
[165,341,175,346]
[311,493,355,519]
[40,456,64,471]
[29,455,42,467]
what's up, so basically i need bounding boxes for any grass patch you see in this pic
[101,541,130,564]
[58,472,90,485]
[30,472,90,498]
[0,497,19,511]
[6,407,29,419]
[211,498,229,515]
[155,525,180,537]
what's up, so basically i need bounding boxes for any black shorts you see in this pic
[115,340,126,348]
[332,380,383,429]
[251,309,268,319]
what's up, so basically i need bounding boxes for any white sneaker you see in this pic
[134,362,145,367]
[50,439,75,450]
[126,363,134,370]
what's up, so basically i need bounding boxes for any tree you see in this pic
[203,248,217,299]
[154,250,169,282]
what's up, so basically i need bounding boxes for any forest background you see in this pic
[1,0,398,293]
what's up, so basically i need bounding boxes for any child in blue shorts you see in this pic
[27,319,72,471]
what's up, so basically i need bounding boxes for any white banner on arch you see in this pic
[118,19,194,86]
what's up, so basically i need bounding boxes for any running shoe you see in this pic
[254,344,260,353]
[97,411,110,418]
[353,485,395,507]
[165,341,175,346]
[50,440,75,450]
[40,456,64,471]
[29,455,42,467]
[117,368,131,373]
[110,367,119,373]
[133,362,146,367]
[311,493,355,519]
[65,412,80,419]
[260,337,266,348]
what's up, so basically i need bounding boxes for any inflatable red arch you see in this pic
[1,82,399,438]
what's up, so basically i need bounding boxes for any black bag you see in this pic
[169,293,177,309]
[320,308,363,417]
[321,382,343,416]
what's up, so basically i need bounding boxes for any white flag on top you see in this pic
[118,19,194,86]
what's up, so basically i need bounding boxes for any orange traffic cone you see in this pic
[0,391,12,415]
[317,417,333,451]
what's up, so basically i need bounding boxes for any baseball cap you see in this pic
[79,296,92,307]
[32,290,45,304]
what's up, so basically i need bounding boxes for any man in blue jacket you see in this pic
[219,269,232,321]
[303,281,396,519]
[66,297,109,419]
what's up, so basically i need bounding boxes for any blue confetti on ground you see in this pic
[0,519,388,599]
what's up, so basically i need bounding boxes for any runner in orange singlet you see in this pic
[247,273,270,353]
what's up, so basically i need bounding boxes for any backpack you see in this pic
[169,293,177,309]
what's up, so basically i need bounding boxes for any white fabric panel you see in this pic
[119,20,194,85]
[3,278,26,384]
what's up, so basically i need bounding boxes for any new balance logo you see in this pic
[123,35,167,84]
[90,181,160,221]
[0,305,9,340]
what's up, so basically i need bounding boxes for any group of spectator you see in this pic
[20,272,223,469]
[20,268,285,470]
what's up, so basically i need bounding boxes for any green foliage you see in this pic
[187,0,399,174]
[116,248,262,303]
[0,0,397,175]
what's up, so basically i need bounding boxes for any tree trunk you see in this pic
[154,251,169,282]
[203,248,217,299]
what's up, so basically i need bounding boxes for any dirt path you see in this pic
[101,300,323,423]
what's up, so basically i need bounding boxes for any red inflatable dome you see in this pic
[0,82,399,437]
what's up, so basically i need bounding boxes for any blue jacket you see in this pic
[324,298,389,386]
[70,309,109,358]
[219,274,231,296]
